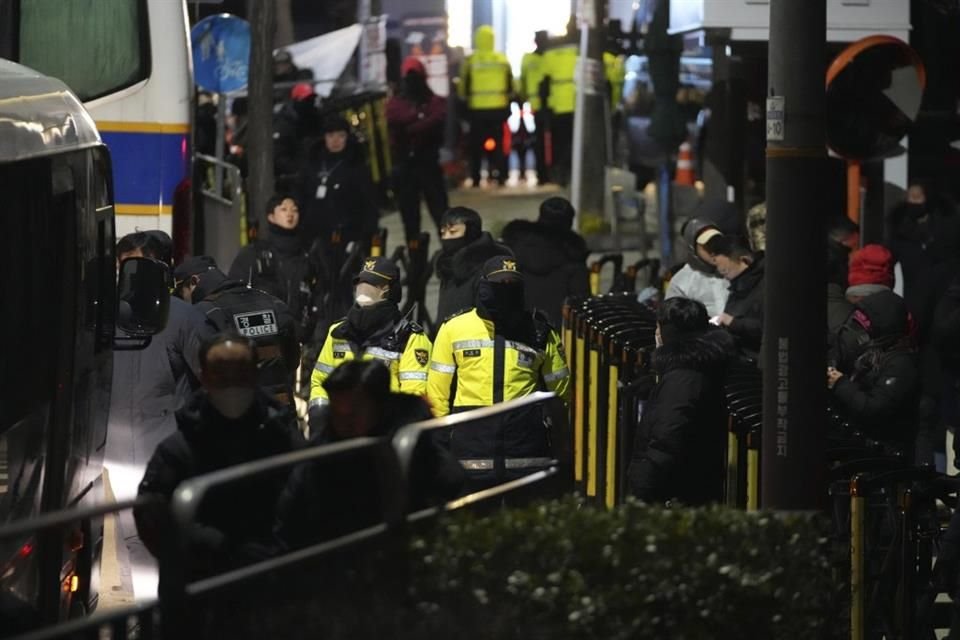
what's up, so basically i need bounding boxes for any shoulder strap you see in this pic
[531,309,554,350]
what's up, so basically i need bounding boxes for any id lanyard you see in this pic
[316,159,343,200]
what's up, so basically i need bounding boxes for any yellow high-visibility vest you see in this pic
[542,45,578,115]
[520,51,546,111]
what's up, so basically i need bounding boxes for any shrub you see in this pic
[408,496,847,640]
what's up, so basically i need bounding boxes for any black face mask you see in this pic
[403,73,430,102]
[441,236,471,255]
[477,281,526,322]
[346,301,399,339]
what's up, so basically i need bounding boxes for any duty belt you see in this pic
[459,457,555,471]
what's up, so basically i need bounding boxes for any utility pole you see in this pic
[246,0,277,235]
[761,0,827,509]
[275,0,295,48]
[571,0,608,233]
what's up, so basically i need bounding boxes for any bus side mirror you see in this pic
[116,257,170,337]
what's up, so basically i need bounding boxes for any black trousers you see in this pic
[468,110,508,185]
[394,155,449,244]
[550,112,574,187]
[533,110,548,183]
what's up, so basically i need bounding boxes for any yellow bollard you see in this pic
[562,305,574,377]
[746,428,759,511]
[589,270,601,296]
[363,102,381,184]
[604,355,619,509]
[574,319,586,484]
[726,418,739,508]
[850,476,865,640]
[376,98,392,176]
[746,449,759,511]
[587,328,600,498]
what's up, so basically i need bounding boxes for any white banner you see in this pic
[277,24,363,98]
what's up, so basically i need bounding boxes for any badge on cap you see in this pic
[502,259,517,272]
[364,260,377,272]
[414,349,429,366]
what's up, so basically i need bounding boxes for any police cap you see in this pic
[173,255,218,287]
[354,256,400,288]
[481,255,523,283]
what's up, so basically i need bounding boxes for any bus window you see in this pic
[18,0,149,102]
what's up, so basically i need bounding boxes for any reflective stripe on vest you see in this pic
[467,54,510,110]
[460,457,555,470]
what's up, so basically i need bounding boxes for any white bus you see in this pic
[1,0,194,253]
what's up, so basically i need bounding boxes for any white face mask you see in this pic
[355,293,378,307]
[355,282,385,307]
[208,387,255,419]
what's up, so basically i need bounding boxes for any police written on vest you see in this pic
[174,257,301,405]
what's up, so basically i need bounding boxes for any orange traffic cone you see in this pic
[674,141,694,186]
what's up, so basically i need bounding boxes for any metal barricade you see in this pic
[621,258,661,294]
[396,232,433,333]
[846,467,946,640]
[194,154,245,271]
[4,396,565,640]
[369,228,388,258]
[563,294,656,506]
[588,254,625,296]
[722,362,762,509]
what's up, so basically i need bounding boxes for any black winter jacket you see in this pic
[627,329,732,505]
[831,291,920,449]
[889,199,960,338]
[434,232,513,325]
[501,220,590,328]
[724,255,765,358]
[832,348,920,449]
[298,141,379,247]
[228,224,322,336]
[134,390,303,583]
[275,393,464,550]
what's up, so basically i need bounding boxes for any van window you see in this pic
[18,0,149,101]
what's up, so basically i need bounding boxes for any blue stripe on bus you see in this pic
[100,130,189,208]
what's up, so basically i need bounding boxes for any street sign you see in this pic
[766,96,785,142]
[191,13,251,94]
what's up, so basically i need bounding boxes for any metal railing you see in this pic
[194,153,245,271]
[3,394,567,640]
[0,497,159,640]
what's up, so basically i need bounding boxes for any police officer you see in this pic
[174,256,300,407]
[519,31,547,184]
[229,194,322,338]
[540,41,578,186]
[604,50,625,162]
[457,25,512,187]
[427,256,570,483]
[309,257,432,418]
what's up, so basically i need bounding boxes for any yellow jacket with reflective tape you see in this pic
[427,308,571,417]
[458,25,512,111]
[309,320,432,408]
[542,44,578,115]
[520,51,545,111]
